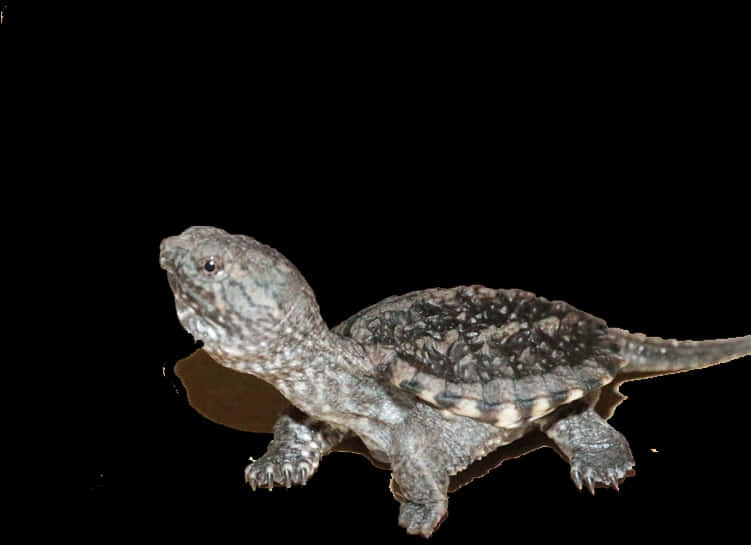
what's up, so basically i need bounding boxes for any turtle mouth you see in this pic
[166,271,179,292]
[159,254,172,273]
[168,273,212,314]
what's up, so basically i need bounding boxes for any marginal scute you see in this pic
[334,285,625,429]
[495,404,523,427]
[531,397,552,418]
[482,377,513,404]
[460,382,483,401]
[549,389,571,403]
[399,380,423,394]
[434,389,462,409]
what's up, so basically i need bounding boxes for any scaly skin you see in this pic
[160,226,750,537]
[160,226,515,536]
[245,407,349,490]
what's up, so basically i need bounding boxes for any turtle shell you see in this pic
[334,286,625,429]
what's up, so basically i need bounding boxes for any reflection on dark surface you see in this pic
[172,349,663,493]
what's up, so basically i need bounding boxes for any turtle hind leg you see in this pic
[390,469,449,538]
[542,407,635,493]
[389,430,450,537]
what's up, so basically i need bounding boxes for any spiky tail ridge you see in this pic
[608,328,751,373]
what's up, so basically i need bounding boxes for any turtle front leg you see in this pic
[542,407,635,493]
[245,407,349,490]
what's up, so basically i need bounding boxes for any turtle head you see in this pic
[160,226,325,363]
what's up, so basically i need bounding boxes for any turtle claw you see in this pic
[569,456,634,494]
[398,501,448,538]
[245,456,315,491]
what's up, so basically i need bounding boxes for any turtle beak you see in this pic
[160,235,183,272]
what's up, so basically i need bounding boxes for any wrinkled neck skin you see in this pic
[195,307,395,431]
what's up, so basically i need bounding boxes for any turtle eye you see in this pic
[199,256,223,276]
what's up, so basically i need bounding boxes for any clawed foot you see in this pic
[398,501,448,538]
[569,448,635,494]
[245,454,316,491]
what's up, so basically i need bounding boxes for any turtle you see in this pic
[159,226,750,537]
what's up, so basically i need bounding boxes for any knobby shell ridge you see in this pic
[335,286,625,427]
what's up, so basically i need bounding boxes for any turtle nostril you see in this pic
[160,237,182,271]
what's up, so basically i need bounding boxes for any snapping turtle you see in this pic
[160,226,750,537]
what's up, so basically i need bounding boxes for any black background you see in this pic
[21,22,749,541]
[61,165,748,542]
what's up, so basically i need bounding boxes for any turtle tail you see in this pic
[608,328,751,373]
